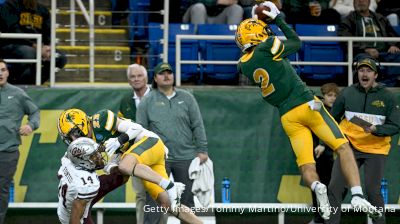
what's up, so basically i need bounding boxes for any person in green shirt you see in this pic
[0,59,40,224]
[137,62,209,213]
[236,1,381,221]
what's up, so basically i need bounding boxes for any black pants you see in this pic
[1,44,67,85]
[0,150,19,224]
[327,149,387,224]
[166,160,195,208]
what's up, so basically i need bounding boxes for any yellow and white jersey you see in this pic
[57,157,100,224]
[134,128,160,143]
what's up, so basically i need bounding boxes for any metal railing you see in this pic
[8,202,400,224]
[50,0,95,86]
[0,33,42,85]
[175,35,400,86]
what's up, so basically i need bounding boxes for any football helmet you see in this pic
[58,109,90,145]
[235,18,274,53]
[67,137,106,171]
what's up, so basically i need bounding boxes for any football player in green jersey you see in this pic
[58,108,203,224]
[236,1,381,220]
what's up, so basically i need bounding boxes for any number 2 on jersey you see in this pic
[253,68,275,97]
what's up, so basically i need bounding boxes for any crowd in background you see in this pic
[0,0,399,85]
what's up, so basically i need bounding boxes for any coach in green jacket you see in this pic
[0,59,40,224]
[136,62,209,209]
[327,57,400,224]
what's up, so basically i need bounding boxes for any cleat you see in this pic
[351,194,382,220]
[167,182,185,211]
[315,183,331,220]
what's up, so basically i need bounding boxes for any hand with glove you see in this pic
[104,137,122,157]
[252,1,281,21]
[314,145,325,159]
[103,153,121,174]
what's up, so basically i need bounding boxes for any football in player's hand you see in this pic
[255,5,272,22]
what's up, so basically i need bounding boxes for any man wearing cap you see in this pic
[338,0,400,87]
[137,62,209,213]
[327,57,400,224]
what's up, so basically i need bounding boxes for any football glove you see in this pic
[103,153,121,174]
[261,1,281,20]
[104,137,121,157]
[251,5,258,19]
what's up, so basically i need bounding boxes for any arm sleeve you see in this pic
[96,110,118,131]
[275,15,301,57]
[22,92,40,130]
[373,93,400,136]
[188,93,208,152]
[136,96,150,129]
[338,14,364,54]
[338,16,354,37]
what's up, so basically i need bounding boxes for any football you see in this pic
[254,5,272,22]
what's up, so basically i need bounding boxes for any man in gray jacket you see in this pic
[137,62,209,213]
[0,59,40,224]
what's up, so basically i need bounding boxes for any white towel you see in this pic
[189,157,215,207]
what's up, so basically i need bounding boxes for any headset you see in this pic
[352,54,383,82]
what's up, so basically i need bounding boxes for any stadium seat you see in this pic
[128,0,150,42]
[148,23,199,82]
[197,24,240,83]
[295,24,344,80]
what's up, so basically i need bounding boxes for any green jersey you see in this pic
[90,109,137,152]
[90,109,119,143]
[90,109,158,152]
[237,16,314,116]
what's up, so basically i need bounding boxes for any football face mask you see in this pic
[67,137,107,171]
[235,18,274,53]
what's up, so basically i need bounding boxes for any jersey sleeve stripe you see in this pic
[77,190,99,199]
[273,44,285,61]
[271,37,281,55]
[105,110,115,131]
[77,194,97,200]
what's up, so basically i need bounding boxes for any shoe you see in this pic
[167,182,185,211]
[351,194,382,220]
[315,183,331,220]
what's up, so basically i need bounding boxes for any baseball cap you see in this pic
[357,58,377,72]
[154,62,173,74]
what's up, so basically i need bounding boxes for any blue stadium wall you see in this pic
[14,87,400,204]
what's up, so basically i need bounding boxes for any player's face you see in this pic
[0,62,9,87]
[128,67,147,91]
[154,71,174,88]
[357,66,377,90]
[89,151,106,168]
[322,91,337,108]
[68,125,93,143]
[354,0,370,12]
